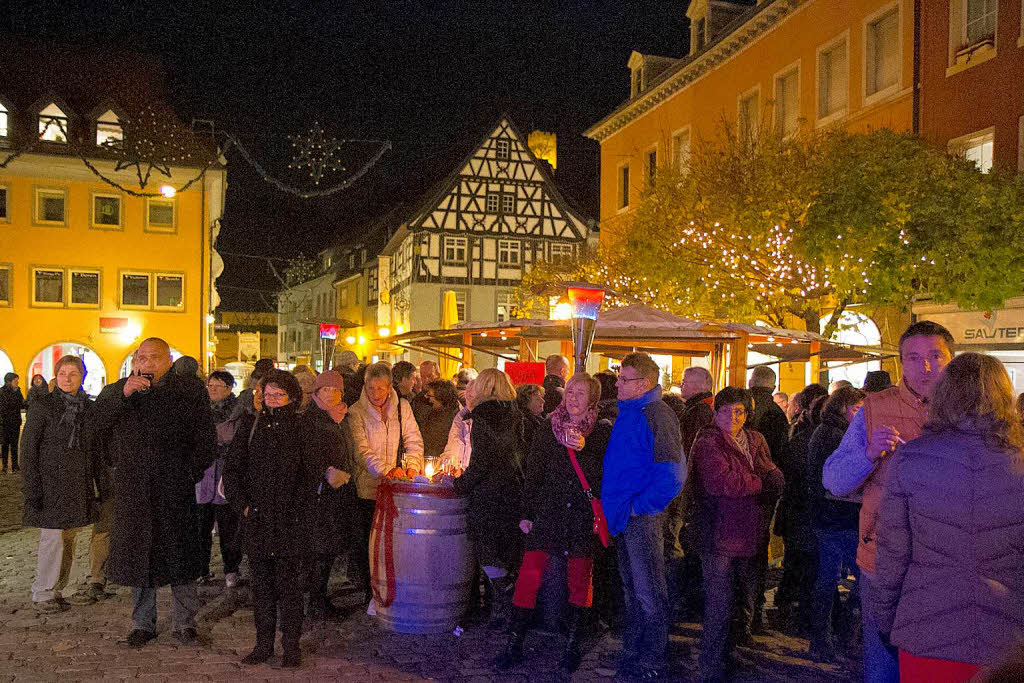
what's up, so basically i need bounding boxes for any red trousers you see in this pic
[898,650,983,683]
[512,550,593,608]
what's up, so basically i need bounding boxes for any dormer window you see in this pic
[96,109,123,147]
[695,18,707,52]
[0,102,8,139]
[38,103,69,143]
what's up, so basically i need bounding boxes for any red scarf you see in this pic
[550,401,598,449]
[312,392,347,423]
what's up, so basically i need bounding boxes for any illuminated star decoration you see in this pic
[288,122,348,185]
[106,103,197,189]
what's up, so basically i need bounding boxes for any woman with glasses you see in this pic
[223,370,341,668]
[691,386,784,682]
[420,379,460,461]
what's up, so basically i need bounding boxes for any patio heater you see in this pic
[567,284,606,374]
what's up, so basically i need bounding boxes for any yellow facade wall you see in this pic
[0,154,222,389]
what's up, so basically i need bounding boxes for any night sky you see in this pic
[3,1,689,310]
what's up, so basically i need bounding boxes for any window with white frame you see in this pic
[498,239,520,266]
[866,7,900,97]
[146,198,176,232]
[69,269,100,307]
[964,0,997,46]
[673,128,691,171]
[0,103,8,139]
[495,139,510,160]
[775,67,800,136]
[340,285,349,309]
[120,272,151,308]
[455,291,467,322]
[0,264,10,306]
[953,128,995,172]
[647,148,658,184]
[818,37,849,118]
[32,267,65,306]
[486,192,500,212]
[92,193,122,228]
[444,236,468,264]
[738,89,761,142]
[0,186,7,221]
[35,188,67,225]
[501,192,515,213]
[550,243,574,265]
[496,291,515,321]
[155,274,184,310]
[618,164,630,209]
[38,103,69,143]
[96,109,123,147]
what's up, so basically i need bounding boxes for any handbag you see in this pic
[394,397,406,470]
[567,448,611,548]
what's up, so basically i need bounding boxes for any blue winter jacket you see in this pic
[602,385,686,536]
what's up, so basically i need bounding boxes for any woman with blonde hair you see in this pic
[496,373,611,673]
[454,367,524,627]
[871,353,1024,681]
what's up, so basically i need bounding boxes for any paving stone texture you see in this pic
[0,472,859,681]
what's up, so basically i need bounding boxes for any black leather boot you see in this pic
[487,575,516,630]
[559,605,587,672]
[492,607,532,671]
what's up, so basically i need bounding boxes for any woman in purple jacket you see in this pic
[871,353,1024,681]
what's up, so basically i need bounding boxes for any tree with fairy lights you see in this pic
[524,122,1024,338]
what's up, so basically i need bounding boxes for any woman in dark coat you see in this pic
[223,370,339,668]
[806,386,865,661]
[0,371,26,473]
[496,373,611,673]
[22,356,104,612]
[303,370,357,620]
[515,383,546,449]
[27,374,50,404]
[453,368,525,625]
[420,379,460,460]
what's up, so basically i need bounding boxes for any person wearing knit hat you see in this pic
[304,369,356,621]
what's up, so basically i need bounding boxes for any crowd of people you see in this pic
[4,321,1024,681]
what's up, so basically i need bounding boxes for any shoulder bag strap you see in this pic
[395,397,406,470]
[566,448,594,500]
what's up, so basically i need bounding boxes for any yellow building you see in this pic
[0,45,226,394]
[585,0,916,392]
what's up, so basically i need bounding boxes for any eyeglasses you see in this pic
[207,382,228,389]
[263,390,288,400]
[618,376,647,383]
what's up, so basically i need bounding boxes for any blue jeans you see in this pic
[810,528,859,649]
[616,513,669,669]
[860,571,899,683]
[131,584,198,633]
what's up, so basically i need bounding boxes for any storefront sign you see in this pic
[917,305,1024,345]
[99,317,129,334]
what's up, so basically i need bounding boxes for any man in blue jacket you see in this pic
[602,352,686,679]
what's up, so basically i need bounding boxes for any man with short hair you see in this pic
[824,321,954,681]
[828,379,853,394]
[773,391,789,413]
[412,360,441,427]
[334,350,364,406]
[419,360,440,385]
[542,354,569,416]
[93,338,216,648]
[392,361,418,401]
[602,352,685,678]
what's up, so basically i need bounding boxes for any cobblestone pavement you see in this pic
[0,472,859,681]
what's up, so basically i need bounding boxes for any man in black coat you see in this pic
[0,372,27,473]
[541,354,568,416]
[746,365,790,633]
[92,338,216,648]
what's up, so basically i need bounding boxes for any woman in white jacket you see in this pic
[347,362,424,604]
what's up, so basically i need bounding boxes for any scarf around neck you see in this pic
[57,388,88,449]
[550,401,598,450]
[313,392,347,423]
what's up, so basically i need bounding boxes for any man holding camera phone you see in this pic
[93,337,216,648]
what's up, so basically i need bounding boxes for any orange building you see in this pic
[587,0,915,241]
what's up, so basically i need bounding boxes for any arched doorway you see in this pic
[0,348,13,380]
[119,347,183,378]
[821,311,882,389]
[29,343,107,397]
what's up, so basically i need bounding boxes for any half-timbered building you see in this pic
[377,116,595,359]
